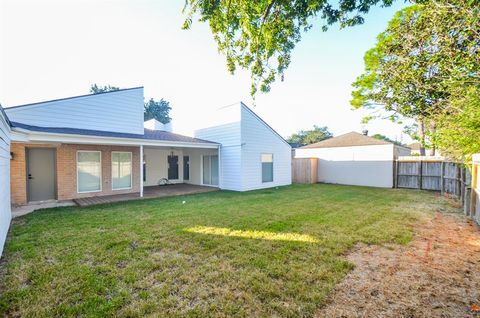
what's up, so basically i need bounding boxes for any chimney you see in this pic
[144,119,173,132]
[362,129,368,136]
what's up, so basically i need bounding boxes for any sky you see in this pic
[0,0,411,142]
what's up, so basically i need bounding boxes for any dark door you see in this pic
[27,148,56,202]
[168,155,179,180]
[183,156,190,180]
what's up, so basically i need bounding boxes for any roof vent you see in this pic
[362,129,368,136]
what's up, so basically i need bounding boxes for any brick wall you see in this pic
[10,143,141,205]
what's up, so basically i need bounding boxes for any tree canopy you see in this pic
[183,0,399,95]
[287,125,332,145]
[144,98,172,124]
[89,84,120,94]
[351,0,480,159]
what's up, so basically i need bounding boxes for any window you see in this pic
[112,152,132,190]
[77,151,101,193]
[261,154,273,183]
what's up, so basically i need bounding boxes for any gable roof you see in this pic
[5,87,143,110]
[300,131,391,149]
[11,122,217,145]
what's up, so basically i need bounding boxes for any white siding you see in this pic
[196,122,242,191]
[240,105,292,191]
[0,109,11,257]
[5,88,144,134]
[195,103,292,191]
[295,144,395,188]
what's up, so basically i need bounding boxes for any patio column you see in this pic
[140,145,144,197]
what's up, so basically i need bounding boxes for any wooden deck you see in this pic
[73,184,218,207]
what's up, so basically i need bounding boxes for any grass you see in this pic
[0,184,456,317]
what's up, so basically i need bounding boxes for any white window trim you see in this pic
[261,153,274,183]
[111,151,133,191]
[77,150,102,193]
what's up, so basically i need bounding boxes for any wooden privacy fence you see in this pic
[395,157,469,199]
[292,158,318,184]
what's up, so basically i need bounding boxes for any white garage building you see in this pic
[295,132,411,188]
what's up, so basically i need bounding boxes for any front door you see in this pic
[27,148,56,202]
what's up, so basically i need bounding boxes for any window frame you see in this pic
[76,150,102,193]
[261,153,274,183]
[111,151,133,191]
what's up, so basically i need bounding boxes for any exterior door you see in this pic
[183,156,190,181]
[202,155,219,186]
[168,155,179,180]
[27,148,56,202]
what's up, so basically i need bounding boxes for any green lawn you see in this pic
[0,184,455,317]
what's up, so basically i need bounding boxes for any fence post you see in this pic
[394,160,399,188]
[440,161,445,195]
[418,160,423,189]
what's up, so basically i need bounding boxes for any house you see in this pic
[0,105,11,256]
[195,102,292,191]
[408,142,422,155]
[294,131,411,188]
[3,88,291,208]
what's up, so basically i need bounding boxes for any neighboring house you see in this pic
[408,142,422,155]
[295,131,411,188]
[0,105,12,256]
[4,88,291,208]
[195,102,292,191]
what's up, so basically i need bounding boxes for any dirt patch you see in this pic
[318,212,480,318]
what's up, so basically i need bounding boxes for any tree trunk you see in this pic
[429,121,437,156]
[418,119,426,156]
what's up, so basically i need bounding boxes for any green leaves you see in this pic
[351,0,480,159]
[183,0,395,96]
[287,125,333,145]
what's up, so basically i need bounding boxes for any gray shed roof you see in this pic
[300,131,391,149]
[11,122,217,144]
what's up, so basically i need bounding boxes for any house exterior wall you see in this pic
[196,122,242,191]
[0,109,11,256]
[5,88,144,134]
[195,103,292,191]
[10,143,140,205]
[183,148,218,186]
[143,148,185,186]
[240,105,292,191]
[295,144,396,188]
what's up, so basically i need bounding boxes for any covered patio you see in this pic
[73,184,218,207]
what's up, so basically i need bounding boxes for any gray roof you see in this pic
[11,122,217,144]
[301,131,391,149]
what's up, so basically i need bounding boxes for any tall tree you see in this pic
[351,0,480,158]
[144,98,172,124]
[287,125,332,145]
[183,0,401,95]
[89,84,120,94]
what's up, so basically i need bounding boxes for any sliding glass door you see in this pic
[203,155,219,186]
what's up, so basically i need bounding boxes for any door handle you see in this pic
[28,174,34,180]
